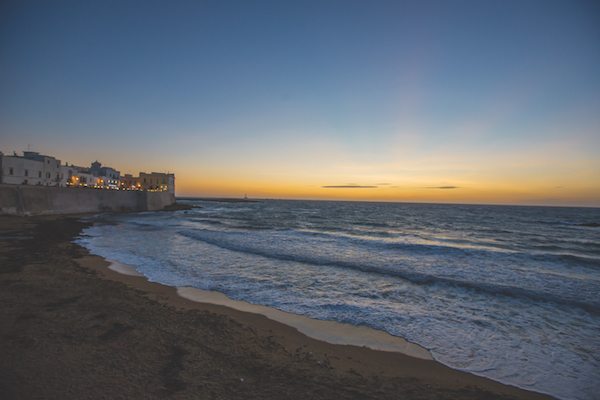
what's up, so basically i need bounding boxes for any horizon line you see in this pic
[175,196,600,209]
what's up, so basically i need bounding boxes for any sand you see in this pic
[0,214,555,399]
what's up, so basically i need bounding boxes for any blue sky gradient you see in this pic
[1,0,599,205]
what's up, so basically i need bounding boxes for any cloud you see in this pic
[376,183,391,185]
[424,186,459,189]
[322,185,378,189]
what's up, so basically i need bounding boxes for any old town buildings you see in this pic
[0,150,174,195]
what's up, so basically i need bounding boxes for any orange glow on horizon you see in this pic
[175,175,600,207]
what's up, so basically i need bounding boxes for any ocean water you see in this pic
[76,200,600,400]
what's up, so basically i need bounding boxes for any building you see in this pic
[90,161,121,188]
[137,172,175,194]
[120,174,139,190]
[1,149,175,195]
[119,172,175,193]
[60,164,99,187]
[0,151,61,186]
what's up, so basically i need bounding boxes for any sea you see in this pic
[76,200,600,400]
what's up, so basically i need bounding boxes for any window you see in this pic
[38,171,42,177]
[46,172,51,178]
[144,178,146,183]
[163,178,166,183]
[24,170,29,176]
[47,160,50,164]
[9,168,13,175]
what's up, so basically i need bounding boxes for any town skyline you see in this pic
[1,1,599,207]
[0,149,175,195]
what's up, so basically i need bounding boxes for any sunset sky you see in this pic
[1,0,599,206]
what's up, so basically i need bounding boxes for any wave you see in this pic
[295,228,600,266]
[185,213,600,261]
[189,218,224,225]
[180,225,600,271]
[179,228,600,313]
[124,221,164,230]
[538,220,600,228]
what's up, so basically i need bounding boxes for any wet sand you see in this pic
[0,214,555,399]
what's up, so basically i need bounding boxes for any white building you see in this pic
[59,164,99,187]
[1,150,175,194]
[0,151,61,186]
[90,161,121,188]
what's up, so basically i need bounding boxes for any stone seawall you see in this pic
[0,185,175,216]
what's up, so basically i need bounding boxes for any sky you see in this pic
[1,0,599,206]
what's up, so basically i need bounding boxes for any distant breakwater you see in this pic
[0,185,175,216]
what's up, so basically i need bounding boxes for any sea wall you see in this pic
[0,185,175,216]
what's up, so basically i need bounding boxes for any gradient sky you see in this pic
[1,0,599,206]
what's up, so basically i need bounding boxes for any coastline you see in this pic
[0,214,555,399]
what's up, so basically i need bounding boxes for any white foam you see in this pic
[177,286,433,360]
[107,259,145,277]
[103,256,431,360]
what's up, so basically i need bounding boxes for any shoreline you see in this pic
[109,260,432,360]
[0,214,555,399]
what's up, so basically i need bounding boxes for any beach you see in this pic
[0,214,555,399]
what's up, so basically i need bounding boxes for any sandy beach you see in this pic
[0,214,555,399]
